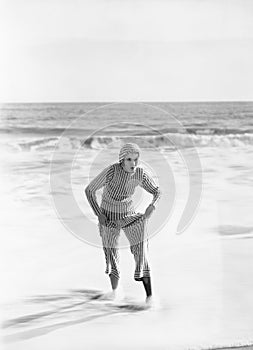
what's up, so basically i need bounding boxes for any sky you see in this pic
[0,0,253,102]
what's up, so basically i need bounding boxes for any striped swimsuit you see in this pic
[85,162,161,280]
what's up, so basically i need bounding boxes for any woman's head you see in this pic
[119,143,140,173]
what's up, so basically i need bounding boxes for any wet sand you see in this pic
[2,222,253,350]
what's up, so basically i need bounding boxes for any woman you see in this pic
[85,143,161,304]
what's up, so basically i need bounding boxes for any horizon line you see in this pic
[1,100,253,104]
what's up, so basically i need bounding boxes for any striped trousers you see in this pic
[99,213,151,281]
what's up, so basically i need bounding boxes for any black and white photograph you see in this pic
[1,1,253,349]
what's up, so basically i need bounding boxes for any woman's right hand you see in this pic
[143,204,155,220]
[98,213,108,226]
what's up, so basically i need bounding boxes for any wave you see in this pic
[84,133,253,149]
[185,127,253,135]
[1,126,253,136]
[0,127,87,136]
[3,132,253,152]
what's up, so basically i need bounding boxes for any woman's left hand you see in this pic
[143,204,155,219]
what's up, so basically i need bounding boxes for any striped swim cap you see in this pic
[119,143,140,163]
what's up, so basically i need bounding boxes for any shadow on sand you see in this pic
[2,289,147,343]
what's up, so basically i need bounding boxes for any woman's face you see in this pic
[123,152,139,173]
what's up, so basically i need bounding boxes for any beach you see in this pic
[1,102,253,349]
[2,222,253,350]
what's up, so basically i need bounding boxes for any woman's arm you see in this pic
[140,170,161,208]
[85,165,114,217]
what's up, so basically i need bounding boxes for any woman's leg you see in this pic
[109,274,119,290]
[100,224,120,291]
[142,277,152,298]
[123,217,152,299]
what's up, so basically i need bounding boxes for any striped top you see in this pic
[85,163,161,219]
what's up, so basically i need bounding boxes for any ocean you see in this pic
[1,102,253,239]
[1,102,253,349]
